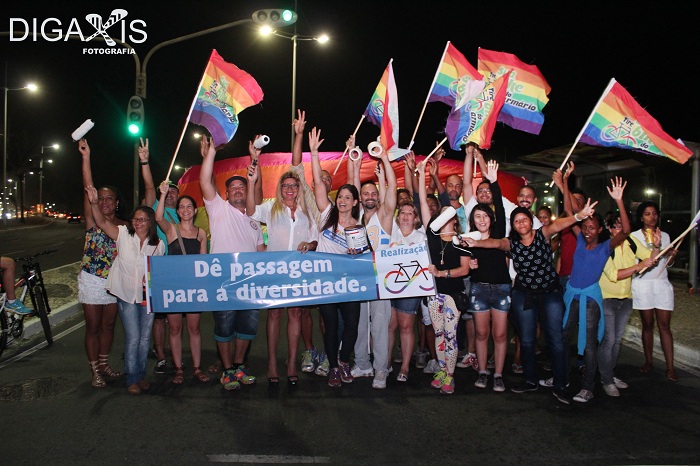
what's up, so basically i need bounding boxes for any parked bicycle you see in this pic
[0,249,55,357]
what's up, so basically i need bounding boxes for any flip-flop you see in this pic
[397,373,408,382]
[287,375,299,386]
[268,377,280,387]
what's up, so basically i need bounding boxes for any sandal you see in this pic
[98,354,123,378]
[268,376,280,387]
[208,361,222,375]
[193,367,211,383]
[287,375,298,386]
[397,373,408,382]
[172,366,184,385]
[666,369,678,382]
[89,361,106,388]
[639,362,652,373]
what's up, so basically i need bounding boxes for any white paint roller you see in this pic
[71,119,94,141]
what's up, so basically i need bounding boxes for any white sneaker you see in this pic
[573,389,594,403]
[372,371,387,389]
[603,384,620,397]
[613,377,628,389]
[456,352,478,369]
[423,359,439,374]
[539,377,554,388]
[350,365,374,378]
[415,351,428,369]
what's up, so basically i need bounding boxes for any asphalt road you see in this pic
[1,307,699,465]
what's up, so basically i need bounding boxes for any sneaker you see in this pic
[613,377,629,389]
[350,365,374,378]
[301,349,316,373]
[440,375,455,394]
[415,351,428,369]
[423,359,440,374]
[154,359,167,374]
[539,377,554,388]
[553,387,571,405]
[474,373,489,389]
[511,382,538,393]
[456,352,478,369]
[487,357,495,370]
[232,365,256,384]
[372,371,387,389]
[493,376,505,392]
[603,384,620,397]
[512,363,523,374]
[431,370,448,389]
[338,362,353,383]
[328,368,342,388]
[220,368,241,391]
[315,352,329,377]
[4,300,32,315]
[573,389,594,403]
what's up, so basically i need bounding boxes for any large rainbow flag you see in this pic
[580,79,692,164]
[428,42,482,107]
[364,60,407,159]
[445,70,511,150]
[188,49,264,149]
[477,48,550,135]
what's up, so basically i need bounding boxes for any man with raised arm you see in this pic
[199,136,265,391]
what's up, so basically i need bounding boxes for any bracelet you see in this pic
[446,269,451,278]
[140,161,149,165]
[574,213,586,222]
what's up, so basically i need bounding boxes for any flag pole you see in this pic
[165,52,212,182]
[408,41,450,151]
[333,114,366,176]
[414,136,447,173]
[548,77,617,187]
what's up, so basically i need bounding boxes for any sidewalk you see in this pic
[19,261,700,373]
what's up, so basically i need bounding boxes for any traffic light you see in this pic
[251,9,297,27]
[127,95,144,135]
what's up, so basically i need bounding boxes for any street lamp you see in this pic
[39,143,59,212]
[645,188,662,212]
[257,27,329,149]
[3,77,38,224]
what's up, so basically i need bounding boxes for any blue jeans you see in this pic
[118,299,154,386]
[597,298,633,385]
[563,298,601,391]
[511,288,567,389]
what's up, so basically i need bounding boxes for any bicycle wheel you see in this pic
[0,311,8,357]
[31,287,53,346]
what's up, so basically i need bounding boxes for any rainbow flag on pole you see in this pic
[580,79,692,164]
[188,50,264,148]
[428,42,481,107]
[445,70,511,150]
[477,48,550,135]
[364,60,408,159]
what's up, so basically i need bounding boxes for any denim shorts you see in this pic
[469,283,511,313]
[213,309,260,342]
[391,297,421,315]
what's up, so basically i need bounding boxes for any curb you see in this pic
[22,300,82,341]
[623,325,700,373]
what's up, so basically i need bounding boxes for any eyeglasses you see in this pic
[281,183,299,189]
[132,217,148,223]
[476,188,491,194]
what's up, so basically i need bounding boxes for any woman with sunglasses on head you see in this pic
[246,161,318,388]
[86,185,165,395]
[155,180,209,385]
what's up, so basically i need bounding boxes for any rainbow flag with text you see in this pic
[364,60,406,157]
[477,48,550,135]
[580,79,692,164]
[428,42,482,107]
[445,70,511,150]
[188,50,264,148]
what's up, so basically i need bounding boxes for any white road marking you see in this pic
[0,321,85,369]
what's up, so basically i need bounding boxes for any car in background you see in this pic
[67,212,81,223]
[54,211,66,219]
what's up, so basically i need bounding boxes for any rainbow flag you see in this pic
[428,42,481,107]
[580,79,692,164]
[477,48,550,135]
[364,60,406,158]
[445,70,510,150]
[188,50,264,148]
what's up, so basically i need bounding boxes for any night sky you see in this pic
[2,0,696,211]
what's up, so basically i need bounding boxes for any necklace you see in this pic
[440,238,449,265]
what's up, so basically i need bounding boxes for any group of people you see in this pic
[74,109,679,402]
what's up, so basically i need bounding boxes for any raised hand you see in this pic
[345,134,356,150]
[138,137,149,163]
[563,161,575,180]
[199,136,215,159]
[309,127,324,152]
[78,139,90,157]
[483,160,499,183]
[247,162,259,184]
[606,176,627,200]
[578,198,598,219]
[404,150,416,171]
[293,109,306,136]
[85,185,98,205]
[159,180,170,195]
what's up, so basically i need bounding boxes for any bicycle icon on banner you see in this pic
[383,260,434,294]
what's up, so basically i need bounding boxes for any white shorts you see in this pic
[78,270,117,305]
[632,278,674,311]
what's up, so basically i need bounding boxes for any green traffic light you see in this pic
[128,123,141,135]
[282,10,293,22]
